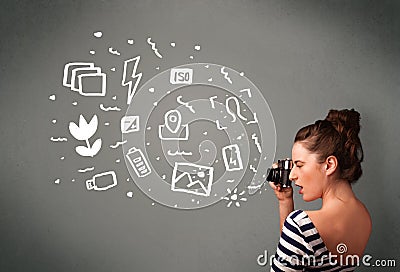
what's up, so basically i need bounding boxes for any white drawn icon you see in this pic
[176,95,195,113]
[170,68,193,84]
[63,62,94,87]
[158,110,189,140]
[167,150,192,156]
[220,66,232,84]
[77,72,106,96]
[247,112,259,125]
[86,171,117,191]
[70,66,101,92]
[121,56,142,105]
[63,62,106,96]
[223,188,247,208]
[78,166,95,173]
[239,88,252,98]
[209,96,218,109]
[69,114,102,157]
[108,47,121,56]
[93,31,102,38]
[121,116,139,133]
[216,120,227,130]
[125,147,151,177]
[100,104,121,112]
[222,144,243,171]
[251,133,262,153]
[226,97,247,122]
[171,162,214,197]
[147,37,163,58]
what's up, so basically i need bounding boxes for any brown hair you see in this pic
[294,109,364,183]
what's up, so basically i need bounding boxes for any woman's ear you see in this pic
[324,155,338,176]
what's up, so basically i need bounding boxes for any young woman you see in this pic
[270,109,372,271]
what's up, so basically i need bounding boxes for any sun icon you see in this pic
[223,187,247,207]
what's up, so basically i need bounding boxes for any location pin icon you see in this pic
[164,109,181,134]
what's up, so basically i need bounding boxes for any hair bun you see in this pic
[325,109,361,135]
[326,109,363,182]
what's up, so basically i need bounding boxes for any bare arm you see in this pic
[269,183,294,232]
[278,198,294,232]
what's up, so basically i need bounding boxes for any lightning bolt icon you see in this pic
[121,56,142,105]
[229,153,238,166]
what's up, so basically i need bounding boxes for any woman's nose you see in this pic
[289,167,297,181]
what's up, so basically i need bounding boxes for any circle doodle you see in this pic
[122,63,276,209]
[336,243,348,254]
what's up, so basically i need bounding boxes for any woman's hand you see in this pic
[269,182,293,203]
[268,162,294,203]
[268,162,295,232]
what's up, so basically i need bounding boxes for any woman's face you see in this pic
[289,142,326,201]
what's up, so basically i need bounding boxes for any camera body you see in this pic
[266,159,293,187]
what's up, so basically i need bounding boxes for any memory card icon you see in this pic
[222,144,243,171]
[126,147,151,177]
[121,116,139,133]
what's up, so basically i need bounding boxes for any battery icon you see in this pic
[126,147,151,177]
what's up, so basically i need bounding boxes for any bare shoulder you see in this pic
[305,200,372,256]
[354,198,372,234]
[306,199,371,232]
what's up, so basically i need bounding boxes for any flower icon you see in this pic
[223,187,247,207]
[69,114,102,157]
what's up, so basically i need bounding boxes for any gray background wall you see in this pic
[1,0,399,271]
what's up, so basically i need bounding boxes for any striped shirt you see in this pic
[271,210,357,272]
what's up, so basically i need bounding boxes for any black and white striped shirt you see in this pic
[271,210,357,272]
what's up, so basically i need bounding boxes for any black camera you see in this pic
[266,159,293,187]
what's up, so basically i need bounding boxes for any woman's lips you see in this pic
[295,184,303,194]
